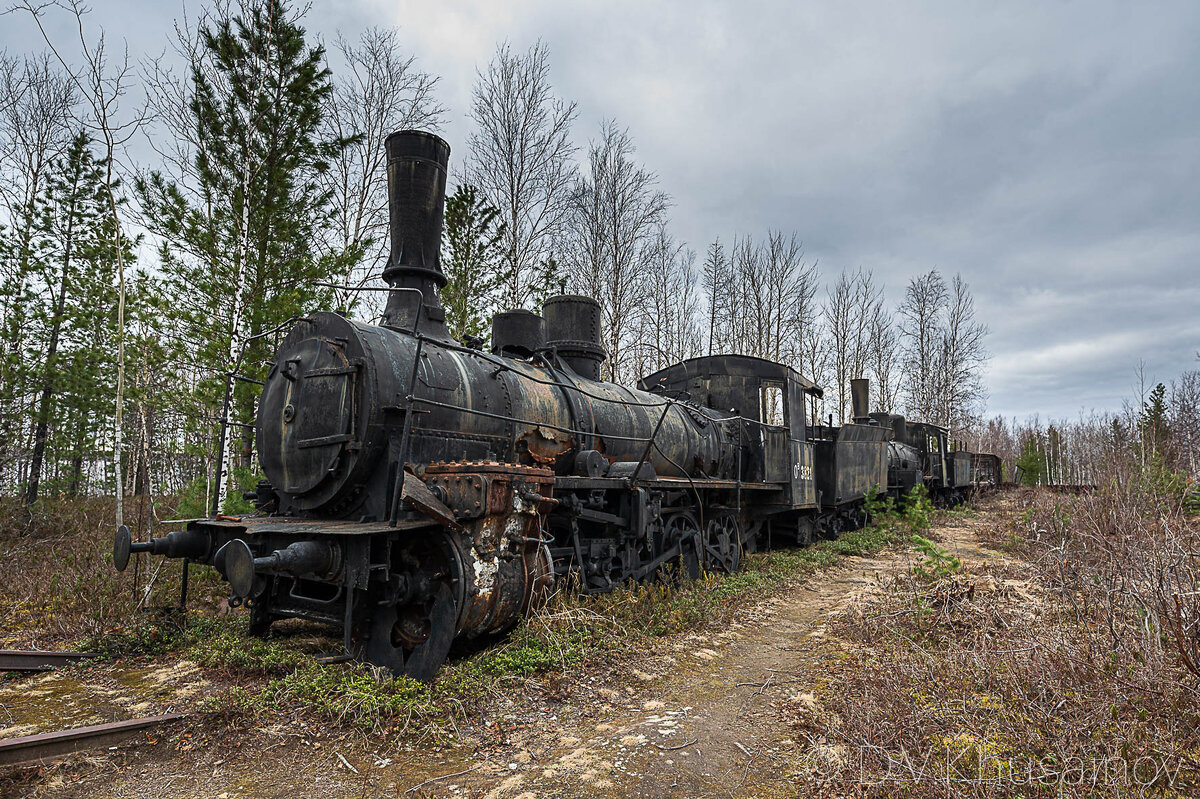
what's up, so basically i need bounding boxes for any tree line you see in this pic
[972,363,1200,489]
[0,0,994,517]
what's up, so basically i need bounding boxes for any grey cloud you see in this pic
[3,0,1196,420]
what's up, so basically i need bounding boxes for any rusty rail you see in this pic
[0,650,97,672]
[0,714,183,768]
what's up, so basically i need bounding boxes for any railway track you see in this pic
[2,652,184,770]
[0,715,183,768]
[0,650,97,672]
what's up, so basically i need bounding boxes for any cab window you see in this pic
[760,382,785,426]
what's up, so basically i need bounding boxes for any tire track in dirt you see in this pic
[446,555,914,797]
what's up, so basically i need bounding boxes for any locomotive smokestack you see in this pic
[381,130,452,339]
[850,378,870,424]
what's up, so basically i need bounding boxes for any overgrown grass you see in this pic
[786,486,1200,797]
[0,496,230,648]
[4,490,932,735]
[189,514,920,733]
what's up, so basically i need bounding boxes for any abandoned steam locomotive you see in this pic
[113,130,999,680]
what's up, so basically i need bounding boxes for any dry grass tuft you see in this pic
[786,490,1200,797]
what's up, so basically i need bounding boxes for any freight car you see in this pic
[113,130,997,680]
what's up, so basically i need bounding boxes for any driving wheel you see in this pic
[705,514,742,574]
[367,582,458,682]
[662,510,702,583]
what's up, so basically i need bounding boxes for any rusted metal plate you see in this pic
[425,460,555,482]
[401,471,464,531]
[0,651,97,672]
[0,714,183,767]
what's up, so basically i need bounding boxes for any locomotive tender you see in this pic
[113,130,996,680]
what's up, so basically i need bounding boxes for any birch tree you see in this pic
[867,299,901,413]
[137,0,353,509]
[466,41,576,310]
[937,274,989,430]
[898,270,948,422]
[824,268,885,422]
[565,120,669,383]
[1171,370,1200,478]
[634,224,701,377]
[318,27,444,318]
[898,269,988,429]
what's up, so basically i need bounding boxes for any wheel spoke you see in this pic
[704,514,742,574]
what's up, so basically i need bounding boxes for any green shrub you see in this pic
[863,484,897,522]
[268,664,437,731]
[910,534,961,582]
[901,484,934,530]
[186,617,310,674]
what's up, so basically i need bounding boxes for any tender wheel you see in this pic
[704,514,742,574]
[662,510,701,583]
[366,582,458,682]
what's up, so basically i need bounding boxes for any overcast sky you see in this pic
[4,0,1197,420]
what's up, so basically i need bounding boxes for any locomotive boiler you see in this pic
[113,129,998,680]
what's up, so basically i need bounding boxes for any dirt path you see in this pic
[456,550,909,799]
[1,504,1009,798]
[427,508,1007,799]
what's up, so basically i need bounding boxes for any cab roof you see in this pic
[639,354,824,398]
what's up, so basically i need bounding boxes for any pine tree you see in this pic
[137,0,354,507]
[24,132,113,504]
[527,256,568,311]
[441,184,508,341]
[702,237,727,356]
[1016,436,1045,486]
[1140,382,1170,457]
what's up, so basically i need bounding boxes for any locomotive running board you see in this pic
[190,516,437,536]
[554,476,779,491]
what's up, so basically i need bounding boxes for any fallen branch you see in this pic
[404,765,481,795]
[653,737,698,751]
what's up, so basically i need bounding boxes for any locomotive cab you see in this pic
[639,354,821,509]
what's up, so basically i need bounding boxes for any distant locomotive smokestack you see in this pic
[850,378,870,423]
[381,130,451,339]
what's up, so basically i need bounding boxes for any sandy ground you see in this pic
[1,502,1009,799]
